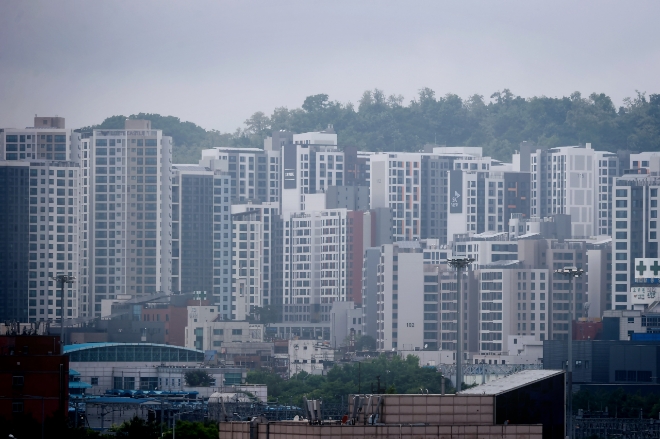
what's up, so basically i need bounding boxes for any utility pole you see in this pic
[446,257,474,393]
[554,266,584,439]
[51,273,76,351]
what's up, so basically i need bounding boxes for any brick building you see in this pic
[0,335,69,424]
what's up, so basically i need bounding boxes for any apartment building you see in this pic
[171,165,234,314]
[477,267,550,355]
[171,165,214,296]
[282,209,348,323]
[199,146,280,204]
[370,152,424,241]
[230,202,280,319]
[528,145,597,238]
[369,240,478,356]
[453,233,519,269]
[585,239,613,317]
[280,127,342,214]
[345,209,393,304]
[595,151,629,236]
[82,119,172,318]
[612,174,660,309]
[0,117,82,322]
[420,153,453,244]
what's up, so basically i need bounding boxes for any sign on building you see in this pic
[630,286,659,305]
[634,258,660,284]
[449,170,462,214]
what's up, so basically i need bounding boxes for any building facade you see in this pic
[0,118,82,322]
[82,119,173,318]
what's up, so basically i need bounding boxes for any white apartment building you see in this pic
[477,267,550,355]
[231,202,279,318]
[370,152,424,241]
[0,117,83,322]
[280,128,341,215]
[283,209,348,323]
[452,233,519,270]
[374,242,425,351]
[82,120,172,318]
[199,147,280,204]
[630,152,660,173]
[529,145,597,238]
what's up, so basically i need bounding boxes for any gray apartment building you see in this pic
[612,174,660,309]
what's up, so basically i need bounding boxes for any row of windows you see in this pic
[67,345,203,362]
[6,134,65,143]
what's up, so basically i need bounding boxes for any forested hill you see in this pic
[82,89,660,164]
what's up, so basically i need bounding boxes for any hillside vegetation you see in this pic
[81,89,660,164]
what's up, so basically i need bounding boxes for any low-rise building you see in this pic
[0,335,69,425]
[288,340,335,377]
[64,342,248,395]
[472,335,543,365]
[184,318,263,351]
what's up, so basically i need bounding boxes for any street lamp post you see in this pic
[554,266,584,439]
[446,257,474,393]
[173,410,193,439]
[51,273,76,350]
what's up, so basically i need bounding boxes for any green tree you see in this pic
[573,387,660,418]
[184,370,214,387]
[247,354,454,405]
[163,420,218,439]
[250,304,281,325]
[111,415,159,438]
[84,88,660,167]
[354,334,377,351]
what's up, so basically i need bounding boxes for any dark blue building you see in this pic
[0,163,30,321]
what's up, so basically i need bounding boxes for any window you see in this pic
[231,329,242,335]
[12,402,23,413]
[91,377,99,385]
[12,376,24,387]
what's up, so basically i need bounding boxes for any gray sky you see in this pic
[1,0,659,133]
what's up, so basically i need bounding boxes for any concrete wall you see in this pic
[219,421,543,439]
[350,394,495,425]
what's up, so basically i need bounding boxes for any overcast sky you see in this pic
[1,0,659,133]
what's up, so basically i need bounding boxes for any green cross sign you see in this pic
[652,261,660,276]
[637,260,648,276]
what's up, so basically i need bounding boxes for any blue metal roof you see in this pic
[63,342,202,355]
[85,397,157,405]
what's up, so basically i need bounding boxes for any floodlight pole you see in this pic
[447,257,474,393]
[51,273,76,352]
[554,266,584,439]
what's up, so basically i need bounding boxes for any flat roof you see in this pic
[459,369,564,395]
